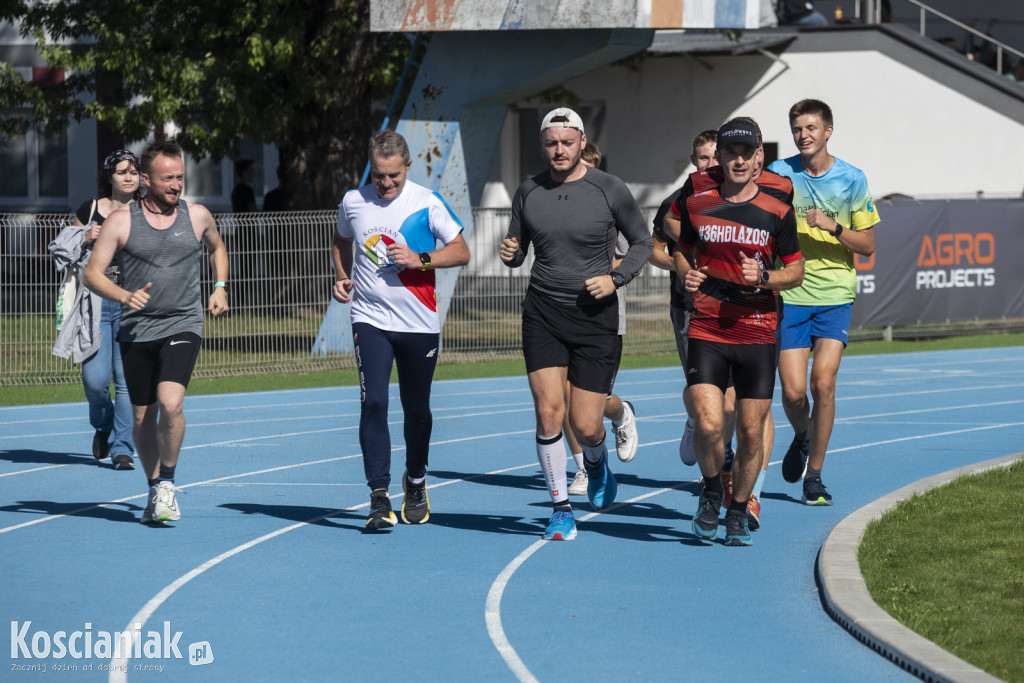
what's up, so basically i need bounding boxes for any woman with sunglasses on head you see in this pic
[72,150,142,470]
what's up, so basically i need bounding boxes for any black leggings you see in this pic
[353,322,439,491]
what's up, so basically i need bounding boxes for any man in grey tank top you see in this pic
[499,108,652,541]
[84,141,229,525]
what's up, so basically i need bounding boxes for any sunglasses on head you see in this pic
[103,149,140,174]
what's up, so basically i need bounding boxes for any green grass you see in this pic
[4,331,1022,407]
[859,460,1024,682]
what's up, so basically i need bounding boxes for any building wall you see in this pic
[481,27,1024,207]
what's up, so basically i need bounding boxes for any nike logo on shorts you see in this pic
[170,340,191,346]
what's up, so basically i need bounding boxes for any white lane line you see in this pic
[108,460,541,683]
[488,419,1024,682]
[485,483,691,683]
[0,428,536,533]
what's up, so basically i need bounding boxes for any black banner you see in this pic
[851,199,1024,329]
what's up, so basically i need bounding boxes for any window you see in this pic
[0,120,29,196]
[0,110,68,204]
[181,138,265,208]
[37,122,68,197]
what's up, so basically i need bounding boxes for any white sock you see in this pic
[570,450,584,470]
[537,433,568,502]
[581,439,608,467]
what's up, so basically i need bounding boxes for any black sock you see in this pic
[158,464,175,482]
[147,478,159,488]
[553,500,571,512]
[704,473,723,499]
[728,500,747,515]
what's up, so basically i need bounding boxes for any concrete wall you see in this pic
[371,0,766,31]
[480,25,1024,207]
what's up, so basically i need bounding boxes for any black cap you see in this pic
[717,119,760,150]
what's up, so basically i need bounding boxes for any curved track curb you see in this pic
[817,452,1022,683]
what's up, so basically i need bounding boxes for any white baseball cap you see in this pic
[540,107,585,136]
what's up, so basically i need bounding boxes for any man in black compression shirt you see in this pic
[500,108,652,541]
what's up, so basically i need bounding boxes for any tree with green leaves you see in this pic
[0,0,411,209]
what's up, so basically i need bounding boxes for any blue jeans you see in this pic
[81,298,135,457]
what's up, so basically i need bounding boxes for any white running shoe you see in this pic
[568,469,589,496]
[679,417,698,466]
[141,481,181,524]
[613,400,638,462]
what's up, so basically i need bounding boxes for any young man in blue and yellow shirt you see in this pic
[768,99,881,506]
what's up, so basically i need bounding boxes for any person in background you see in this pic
[50,149,142,471]
[559,142,640,497]
[231,158,260,305]
[777,0,828,26]
[652,130,720,473]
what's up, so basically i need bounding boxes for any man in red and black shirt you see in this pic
[673,118,804,546]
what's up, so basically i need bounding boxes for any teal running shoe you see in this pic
[543,509,577,541]
[584,448,617,509]
[724,509,753,546]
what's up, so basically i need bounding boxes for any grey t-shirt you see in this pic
[118,202,204,343]
[504,166,652,308]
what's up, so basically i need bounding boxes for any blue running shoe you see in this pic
[584,448,617,509]
[692,485,722,540]
[543,509,577,541]
[724,509,753,546]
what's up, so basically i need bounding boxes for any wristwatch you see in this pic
[833,223,845,238]
[419,252,432,270]
[610,272,626,289]
[214,281,229,292]
[759,269,770,286]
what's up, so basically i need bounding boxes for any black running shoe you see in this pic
[366,490,397,530]
[112,453,135,470]
[724,509,752,546]
[401,471,430,524]
[802,477,834,506]
[691,485,722,541]
[92,430,111,460]
[781,433,810,483]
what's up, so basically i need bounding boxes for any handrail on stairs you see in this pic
[857,0,1024,75]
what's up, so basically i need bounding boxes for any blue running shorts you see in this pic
[779,302,853,350]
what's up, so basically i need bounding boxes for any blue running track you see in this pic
[2,346,1022,681]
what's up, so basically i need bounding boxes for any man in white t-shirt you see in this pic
[331,130,470,531]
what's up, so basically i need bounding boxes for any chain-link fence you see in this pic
[1,208,676,386]
[3,208,1021,386]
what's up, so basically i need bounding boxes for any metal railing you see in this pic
[0,209,677,386]
[861,0,1024,74]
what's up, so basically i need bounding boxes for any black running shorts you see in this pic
[685,338,776,400]
[120,332,202,405]
[522,289,620,395]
